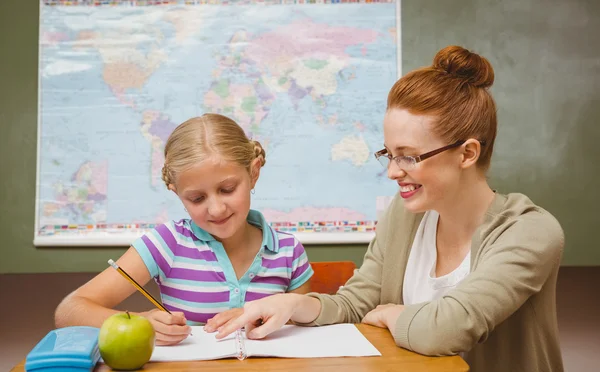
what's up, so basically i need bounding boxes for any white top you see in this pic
[402,210,471,305]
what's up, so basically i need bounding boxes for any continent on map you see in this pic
[75,30,167,107]
[203,78,274,132]
[203,19,379,128]
[42,161,108,223]
[244,19,379,103]
[140,110,179,187]
[331,135,370,166]
[162,7,204,43]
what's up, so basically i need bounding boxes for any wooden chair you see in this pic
[309,261,357,294]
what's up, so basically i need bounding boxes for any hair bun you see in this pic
[432,45,494,88]
[251,140,266,167]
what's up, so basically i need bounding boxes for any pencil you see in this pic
[107,259,171,314]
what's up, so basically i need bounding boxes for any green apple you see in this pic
[98,311,155,371]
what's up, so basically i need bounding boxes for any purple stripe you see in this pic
[261,256,290,269]
[174,244,218,261]
[155,224,177,251]
[169,268,226,282]
[169,223,219,261]
[251,275,290,287]
[278,236,295,248]
[174,220,201,241]
[245,291,273,302]
[292,260,310,280]
[292,241,305,261]
[160,286,230,303]
[142,235,171,276]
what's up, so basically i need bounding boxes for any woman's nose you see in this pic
[387,163,407,180]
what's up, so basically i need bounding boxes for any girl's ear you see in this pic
[168,184,177,194]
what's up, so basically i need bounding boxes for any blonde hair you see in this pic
[161,113,266,188]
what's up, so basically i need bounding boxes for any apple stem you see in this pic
[126,310,130,319]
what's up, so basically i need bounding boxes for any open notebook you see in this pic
[149,324,381,362]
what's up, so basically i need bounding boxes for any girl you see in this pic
[214,46,565,372]
[54,113,313,345]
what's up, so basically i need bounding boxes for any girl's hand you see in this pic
[216,294,299,340]
[204,308,244,333]
[141,309,191,345]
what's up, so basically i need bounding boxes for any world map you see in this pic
[37,0,399,242]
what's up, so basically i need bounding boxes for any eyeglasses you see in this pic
[374,140,486,170]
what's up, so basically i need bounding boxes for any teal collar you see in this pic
[189,209,279,253]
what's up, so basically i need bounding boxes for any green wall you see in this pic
[1,0,599,274]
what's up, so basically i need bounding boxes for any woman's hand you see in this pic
[361,304,404,330]
[216,294,304,340]
[141,309,192,346]
[204,308,244,333]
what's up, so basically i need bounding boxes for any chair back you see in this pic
[309,261,357,294]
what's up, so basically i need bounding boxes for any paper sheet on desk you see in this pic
[150,324,382,362]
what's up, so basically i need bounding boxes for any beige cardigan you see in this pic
[304,192,564,372]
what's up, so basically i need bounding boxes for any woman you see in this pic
[210,46,564,372]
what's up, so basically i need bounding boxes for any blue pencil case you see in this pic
[25,326,100,372]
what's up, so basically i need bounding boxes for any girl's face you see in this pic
[382,108,469,214]
[173,156,259,241]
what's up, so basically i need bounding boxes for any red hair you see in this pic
[387,46,497,170]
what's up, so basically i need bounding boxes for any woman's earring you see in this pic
[251,189,255,195]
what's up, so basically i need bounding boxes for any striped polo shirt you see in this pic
[132,209,313,325]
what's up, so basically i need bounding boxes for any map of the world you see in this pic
[36,0,399,244]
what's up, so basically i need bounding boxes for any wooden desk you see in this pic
[12,324,469,371]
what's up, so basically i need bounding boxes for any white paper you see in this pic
[150,324,381,362]
[150,328,236,362]
[246,324,382,358]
